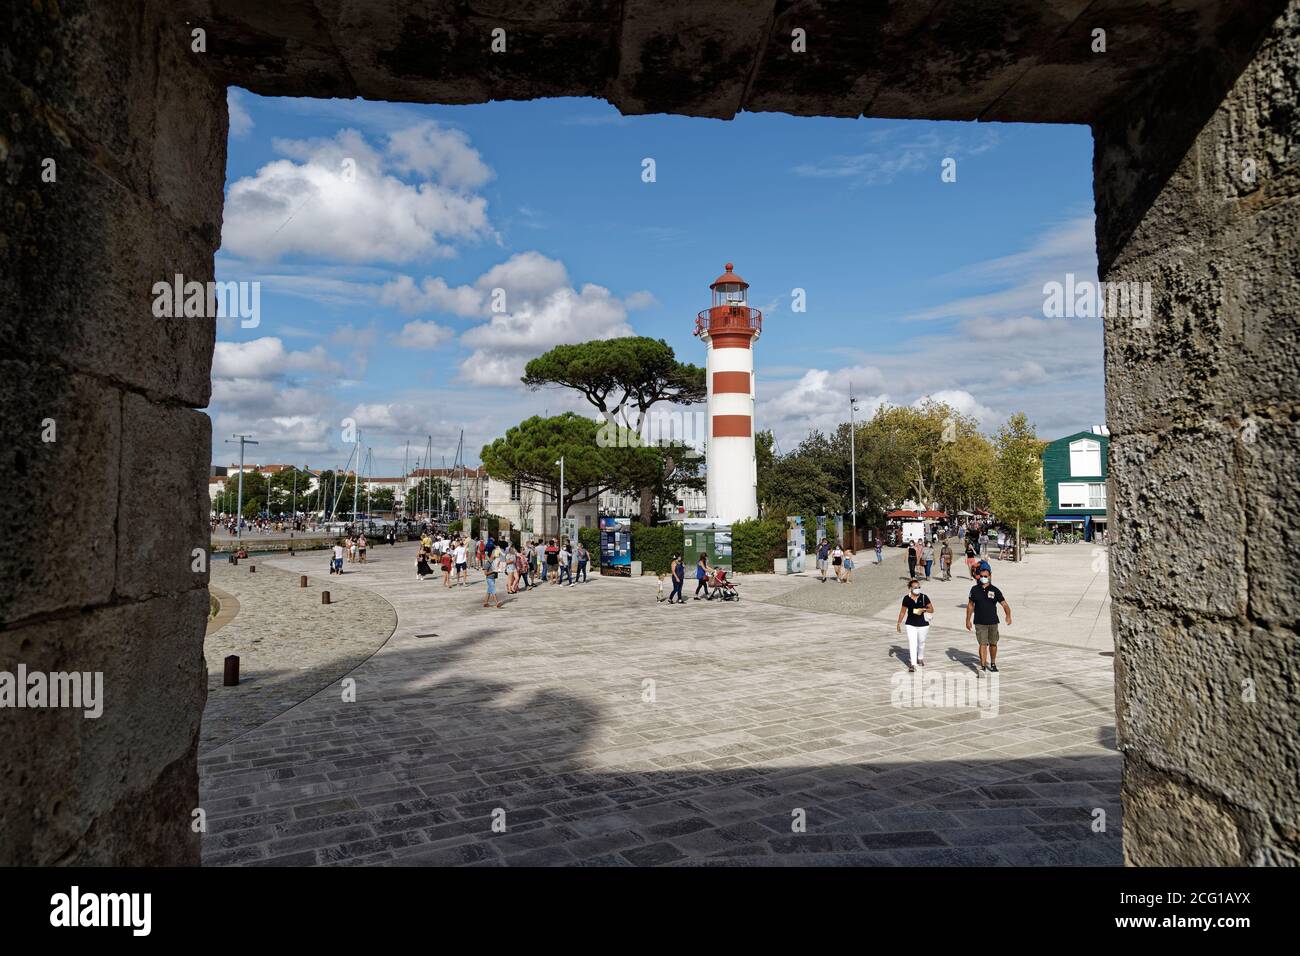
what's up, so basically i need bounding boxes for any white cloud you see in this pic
[227,90,254,138]
[212,337,338,379]
[221,128,492,264]
[386,122,492,190]
[913,389,999,427]
[393,320,454,350]
[961,315,1068,340]
[793,126,999,185]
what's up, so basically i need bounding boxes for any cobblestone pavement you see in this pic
[199,544,1121,866]
[202,560,397,754]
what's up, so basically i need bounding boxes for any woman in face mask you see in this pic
[895,578,935,672]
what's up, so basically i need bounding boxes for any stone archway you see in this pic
[2,0,1295,865]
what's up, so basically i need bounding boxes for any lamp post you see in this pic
[224,434,258,546]
[556,456,565,539]
[849,386,860,547]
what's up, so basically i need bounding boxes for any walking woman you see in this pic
[843,548,855,584]
[669,555,686,604]
[895,578,935,673]
[694,553,711,600]
[831,542,844,582]
[922,540,934,581]
[940,540,953,581]
[906,539,918,579]
[440,548,453,588]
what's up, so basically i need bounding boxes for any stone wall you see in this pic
[0,0,222,864]
[1094,2,1299,865]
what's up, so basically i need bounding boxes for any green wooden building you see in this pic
[1041,426,1109,540]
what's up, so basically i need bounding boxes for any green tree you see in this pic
[990,412,1047,561]
[522,337,705,523]
[480,413,631,529]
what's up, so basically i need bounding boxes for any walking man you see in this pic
[966,570,1012,674]
[669,555,686,604]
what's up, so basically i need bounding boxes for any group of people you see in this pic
[412,534,594,609]
[814,540,857,583]
[657,553,733,603]
[895,563,1012,676]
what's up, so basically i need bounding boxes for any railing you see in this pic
[694,305,763,338]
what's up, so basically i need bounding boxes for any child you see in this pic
[656,572,667,602]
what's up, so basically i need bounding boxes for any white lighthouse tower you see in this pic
[694,263,761,523]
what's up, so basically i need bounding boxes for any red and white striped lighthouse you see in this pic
[693,262,761,523]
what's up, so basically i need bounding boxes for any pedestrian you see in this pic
[922,540,934,580]
[453,538,469,586]
[694,553,710,600]
[817,538,830,582]
[896,578,934,673]
[440,548,453,588]
[332,540,344,575]
[669,555,686,604]
[558,542,573,586]
[875,536,883,564]
[831,542,844,582]
[656,571,667,602]
[843,548,855,584]
[966,569,1012,674]
[907,539,918,579]
[506,545,520,594]
[483,548,503,609]
[358,533,367,564]
[416,550,433,580]
[519,546,532,590]
[576,542,589,583]
[940,540,953,581]
[546,539,560,583]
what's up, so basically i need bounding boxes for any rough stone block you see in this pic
[1106,428,1245,618]
[0,362,120,627]
[0,590,208,865]
[116,395,211,601]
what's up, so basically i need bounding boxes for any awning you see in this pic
[1044,515,1087,523]
[887,510,919,519]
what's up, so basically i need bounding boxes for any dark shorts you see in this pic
[975,623,1000,646]
[456,562,467,571]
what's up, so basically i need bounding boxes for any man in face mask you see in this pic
[965,571,1011,674]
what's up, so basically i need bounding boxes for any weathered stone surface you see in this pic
[1107,428,1246,619]
[1097,1,1299,866]
[116,395,211,601]
[0,363,120,627]
[0,93,218,406]
[0,590,208,865]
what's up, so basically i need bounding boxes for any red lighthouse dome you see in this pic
[695,262,762,344]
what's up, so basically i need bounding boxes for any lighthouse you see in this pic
[694,262,761,523]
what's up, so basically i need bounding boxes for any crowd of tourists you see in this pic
[410,533,593,609]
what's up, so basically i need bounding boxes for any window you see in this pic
[1060,482,1106,509]
[1059,483,1088,509]
[509,479,520,501]
[1069,439,1102,477]
[1088,482,1107,510]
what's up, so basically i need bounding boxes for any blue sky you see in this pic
[212,91,1102,474]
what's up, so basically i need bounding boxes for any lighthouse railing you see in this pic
[694,306,762,337]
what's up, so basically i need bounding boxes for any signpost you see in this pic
[599,516,632,576]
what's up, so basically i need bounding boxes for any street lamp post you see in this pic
[224,434,259,547]
[849,386,860,547]
[556,456,565,539]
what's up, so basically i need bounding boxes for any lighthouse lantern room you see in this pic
[693,263,762,523]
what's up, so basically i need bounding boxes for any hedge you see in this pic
[631,523,683,574]
[578,526,600,560]
[731,518,786,573]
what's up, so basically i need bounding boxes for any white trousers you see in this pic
[905,624,929,664]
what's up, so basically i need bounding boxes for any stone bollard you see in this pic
[299,575,308,588]
[249,564,256,573]
[322,591,331,605]
[223,655,240,686]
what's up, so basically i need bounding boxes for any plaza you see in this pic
[199,543,1120,866]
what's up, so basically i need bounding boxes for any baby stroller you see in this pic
[707,568,740,601]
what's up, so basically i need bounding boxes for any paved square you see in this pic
[199,545,1121,866]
